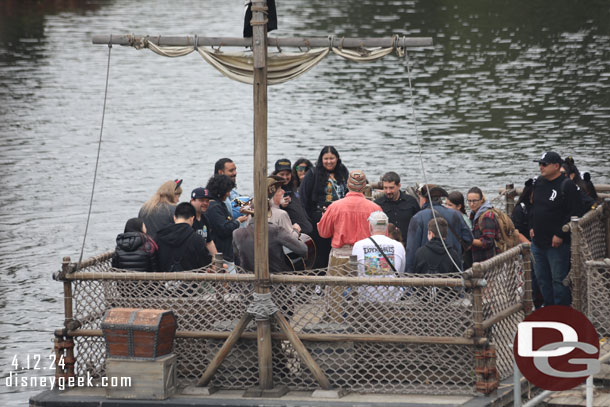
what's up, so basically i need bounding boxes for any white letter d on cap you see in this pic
[518,322,577,357]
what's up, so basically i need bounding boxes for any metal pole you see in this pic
[586,375,593,407]
[522,389,553,407]
[513,359,521,407]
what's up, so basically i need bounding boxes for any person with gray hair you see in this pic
[352,211,406,302]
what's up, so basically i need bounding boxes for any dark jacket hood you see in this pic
[426,237,448,256]
[155,223,195,247]
[116,232,145,252]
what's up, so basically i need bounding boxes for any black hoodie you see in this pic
[156,223,211,272]
[414,237,461,274]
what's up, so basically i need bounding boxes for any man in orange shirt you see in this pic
[318,170,382,261]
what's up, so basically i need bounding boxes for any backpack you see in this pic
[478,208,520,254]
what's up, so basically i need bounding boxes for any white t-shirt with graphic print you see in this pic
[352,235,406,302]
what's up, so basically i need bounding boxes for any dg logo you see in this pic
[513,306,600,391]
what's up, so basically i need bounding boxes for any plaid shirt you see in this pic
[470,209,498,262]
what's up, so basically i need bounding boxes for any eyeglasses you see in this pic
[538,162,549,167]
[467,199,481,204]
[296,166,308,171]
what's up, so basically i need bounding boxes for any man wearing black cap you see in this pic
[190,187,217,257]
[530,151,583,306]
[272,158,313,235]
[405,184,473,274]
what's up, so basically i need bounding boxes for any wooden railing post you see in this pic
[567,216,582,311]
[471,262,497,394]
[603,198,610,259]
[505,183,516,216]
[61,256,76,378]
[471,263,484,339]
[520,244,533,316]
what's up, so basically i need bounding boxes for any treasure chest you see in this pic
[101,308,177,359]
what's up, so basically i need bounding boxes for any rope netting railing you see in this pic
[568,201,610,336]
[474,245,531,382]
[58,258,489,394]
[53,244,539,396]
[567,203,608,314]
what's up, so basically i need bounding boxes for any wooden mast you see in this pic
[251,0,273,391]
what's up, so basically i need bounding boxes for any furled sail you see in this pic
[141,39,404,85]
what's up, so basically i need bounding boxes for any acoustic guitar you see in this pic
[283,233,316,272]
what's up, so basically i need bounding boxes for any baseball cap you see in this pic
[274,159,292,173]
[191,187,212,199]
[368,210,389,226]
[535,151,563,165]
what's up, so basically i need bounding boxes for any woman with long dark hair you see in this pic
[298,146,349,268]
[445,191,471,228]
[445,190,473,270]
[562,156,598,212]
[292,158,313,195]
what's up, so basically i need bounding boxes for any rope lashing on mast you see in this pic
[77,37,113,269]
[131,34,407,85]
[247,292,279,321]
[250,3,269,26]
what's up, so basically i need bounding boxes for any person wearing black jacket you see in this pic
[374,171,419,246]
[156,202,211,272]
[511,178,544,309]
[298,146,349,269]
[414,218,461,274]
[530,151,583,306]
[112,218,159,272]
[205,174,248,265]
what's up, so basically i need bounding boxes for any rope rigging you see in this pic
[77,40,112,269]
[404,48,464,276]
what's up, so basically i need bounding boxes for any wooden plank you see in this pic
[64,270,482,288]
[481,303,523,330]
[275,312,331,390]
[69,328,487,345]
[257,320,274,389]
[197,313,253,387]
[91,35,434,48]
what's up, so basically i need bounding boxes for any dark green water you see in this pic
[1,1,608,404]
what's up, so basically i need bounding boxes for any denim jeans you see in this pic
[531,241,572,306]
